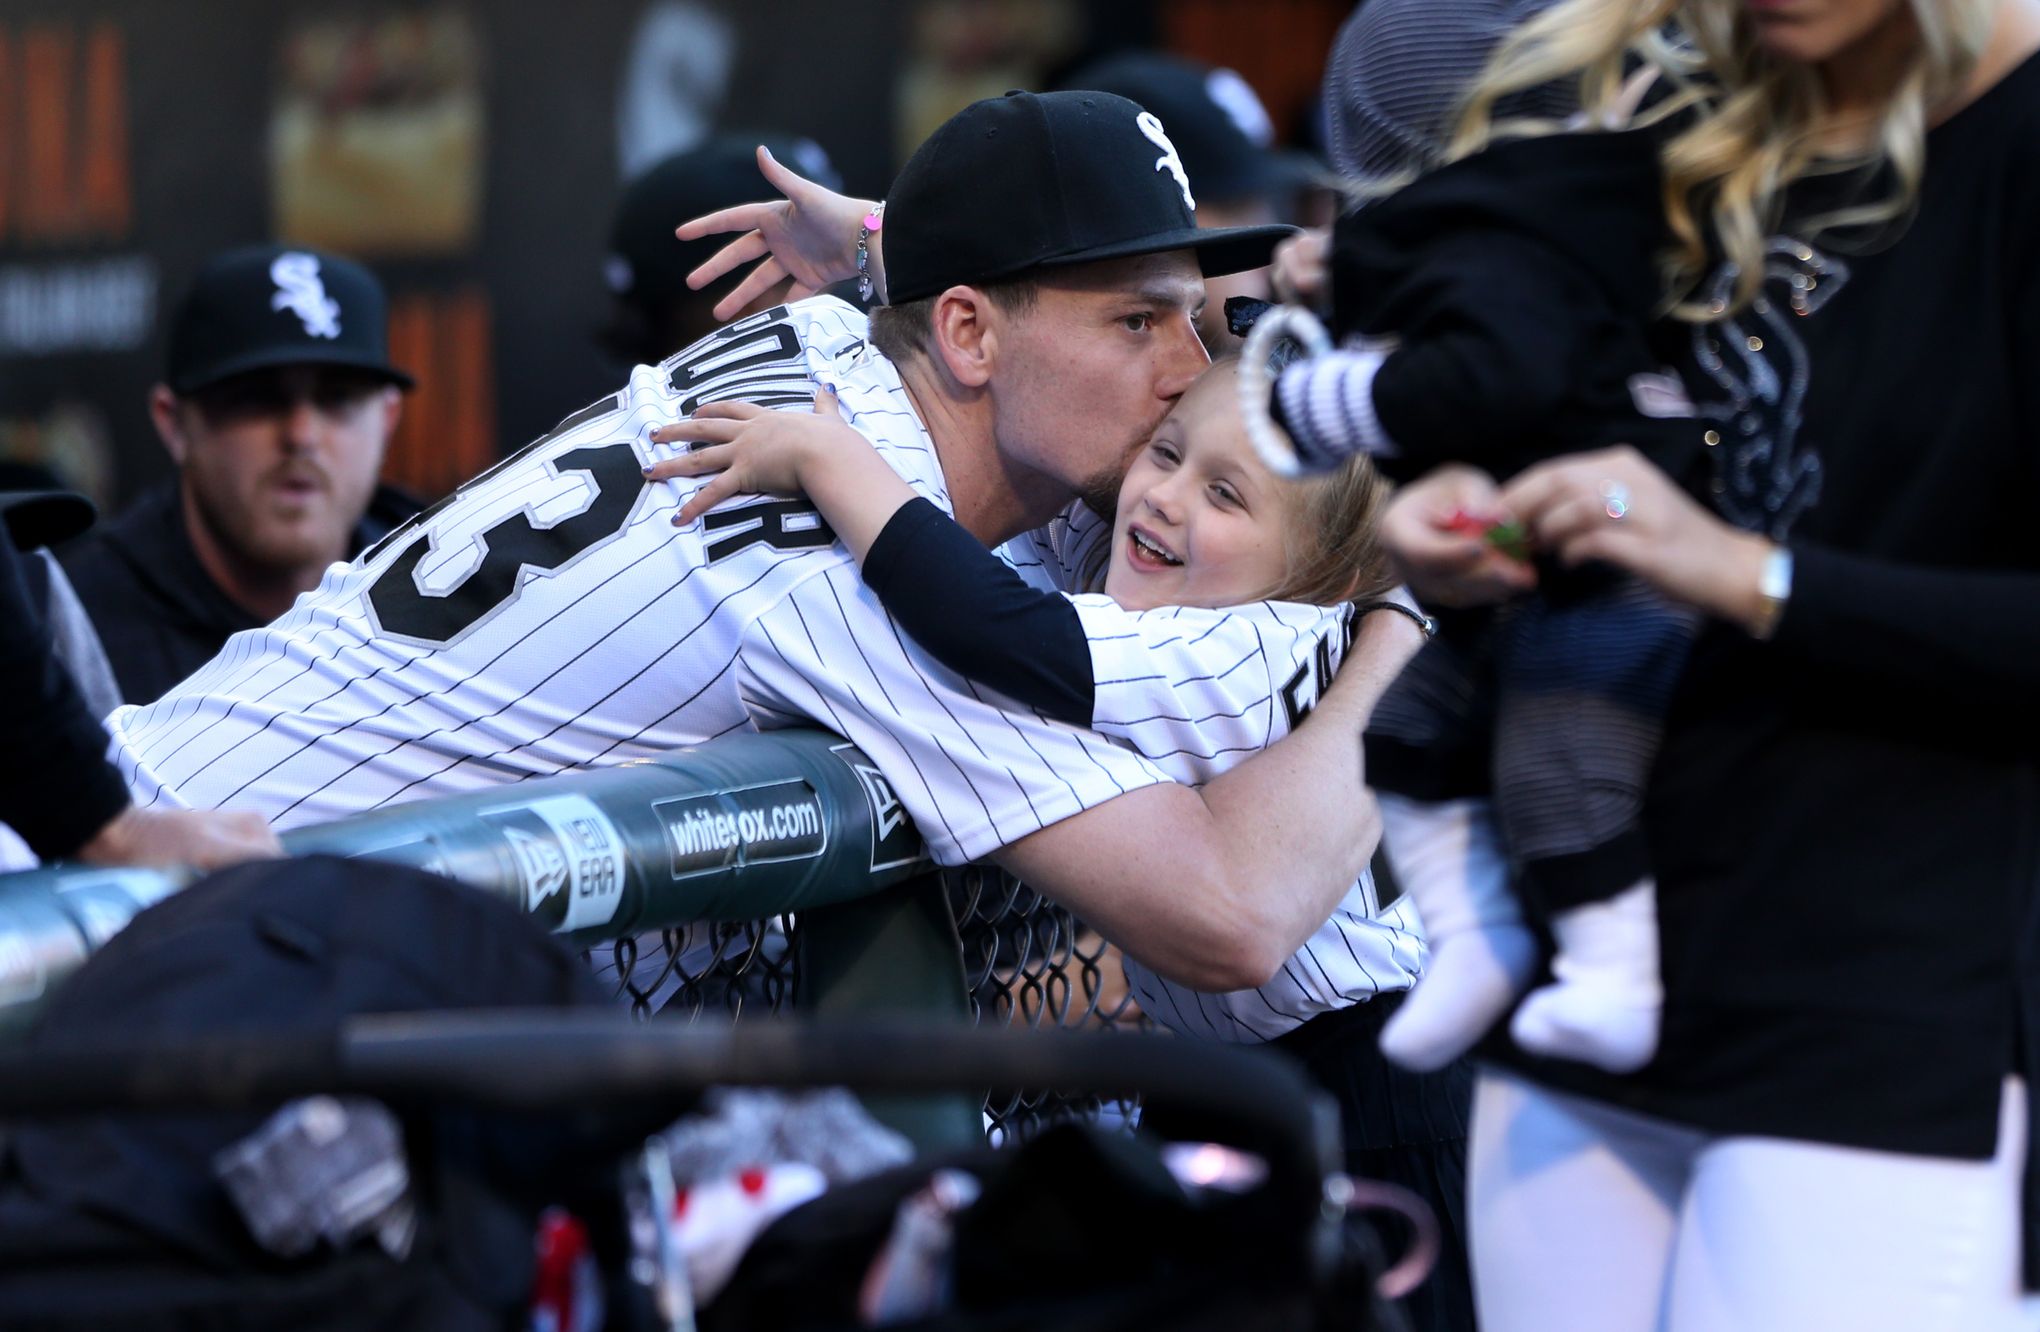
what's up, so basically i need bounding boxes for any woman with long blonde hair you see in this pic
[1372,0,2040,1327]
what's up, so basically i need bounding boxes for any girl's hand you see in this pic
[1378,464,1539,607]
[676,146,879,322]
[1500,445,1775,631]
[649,389,853,525]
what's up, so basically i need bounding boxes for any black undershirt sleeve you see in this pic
[861,499,1096,727]
[0,538,131,859]
[1773,542,2040,726]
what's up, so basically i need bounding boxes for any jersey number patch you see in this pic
[363,305,823,645]
[367,441,645,644]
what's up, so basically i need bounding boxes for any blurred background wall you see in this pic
[0,0,1349,507]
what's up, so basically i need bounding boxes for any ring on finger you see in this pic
[1599,479,1631,521]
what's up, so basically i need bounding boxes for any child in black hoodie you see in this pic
[1264,126,1706,1074]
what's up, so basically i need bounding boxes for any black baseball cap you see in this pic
[882,89,1295,304]
[607,134,844,310]
[165,245,414,395]
[1060,54,1320,205]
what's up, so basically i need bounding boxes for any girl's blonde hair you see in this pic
[1270,455,1398,607]
[1446,0,1996,317]
[1212,354,1397,608]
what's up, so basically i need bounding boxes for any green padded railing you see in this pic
[0,730,980,1147]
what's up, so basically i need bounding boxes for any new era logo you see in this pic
[851,762,906,842]
[480,796,627,934]
[831,743,928,873]
[503,823,569,912]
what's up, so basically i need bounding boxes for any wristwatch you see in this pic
[1749,544,1793,640]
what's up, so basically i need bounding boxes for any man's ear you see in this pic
[927,286,998,389]
[377,385,404,443]
[148,385,191,466]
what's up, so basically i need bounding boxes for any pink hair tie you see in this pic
[857,203,886,303]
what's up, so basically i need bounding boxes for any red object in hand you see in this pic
[1442,508,1496,535]
[1441,509,1533,562]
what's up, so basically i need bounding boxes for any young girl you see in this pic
[646,355,1421,1046]
[647,355,1481,1332]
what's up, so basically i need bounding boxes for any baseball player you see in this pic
[105,92,1421,992]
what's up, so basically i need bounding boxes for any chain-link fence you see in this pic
[943,866,1151,1142]
[596,916,799,1024]
[589,866,1155,1142]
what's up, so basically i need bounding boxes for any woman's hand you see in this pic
[1378,464,1539,607]
[1501,445,1776,631]
[676,146,879,322]
[649,390,851,525]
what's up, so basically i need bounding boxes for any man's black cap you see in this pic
[607,135,843,310]
[1060,54,1319,205]
[166,245,415,396]
[883,89,1294,304]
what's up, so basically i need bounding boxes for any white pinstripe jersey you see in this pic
[104,297,1172,862]
[999,507,1427,1042]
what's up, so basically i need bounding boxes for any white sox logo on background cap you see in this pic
[269,251,342,339]
[165,244,414,393]
[1204,67,1276,147]
[1136,111,1196,211]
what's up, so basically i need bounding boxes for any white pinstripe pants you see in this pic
[1467,1068,2038,1332]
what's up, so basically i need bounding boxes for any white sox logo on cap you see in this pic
[1136,110,1196,211]
[269,251,342,339]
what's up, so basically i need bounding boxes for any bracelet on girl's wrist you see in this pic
[1356,599,1437,640]
[856,202,885,303]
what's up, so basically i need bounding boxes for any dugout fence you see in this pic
[0,729,1148,1145]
